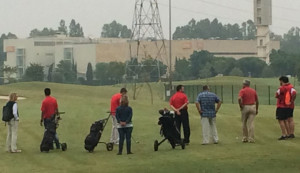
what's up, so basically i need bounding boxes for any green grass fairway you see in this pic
[1,81,300,173]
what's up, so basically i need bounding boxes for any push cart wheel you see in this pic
[106,143,114,151]
[154,140,159,151]
[181,140,185,150]
[61,143,67,151]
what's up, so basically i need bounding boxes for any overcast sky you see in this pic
[1,0,299,38]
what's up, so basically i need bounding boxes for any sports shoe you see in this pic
[117,152,122,155]
[11,149,22,153]
[127,152,133,155]
[288,134,295,139]
[278,136,287,140]
[242,139,248,143]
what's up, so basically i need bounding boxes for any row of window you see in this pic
[14,48,73,78]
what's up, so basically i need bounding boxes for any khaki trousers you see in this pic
[201,117,218,144]
[110,116,119,144]
[6,119,19,152]
[241,105,256,141]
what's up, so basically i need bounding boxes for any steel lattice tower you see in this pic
[126,0,168,81]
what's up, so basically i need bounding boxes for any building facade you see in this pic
[3,35,280,80]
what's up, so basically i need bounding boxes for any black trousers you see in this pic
[175,109,190,143]
[118,127,133,154]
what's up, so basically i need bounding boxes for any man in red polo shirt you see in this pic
[110,88,127,144]
[170,85,190,144]
[276,76,297,140]
[238,80,259,143]
[40,88,60,149]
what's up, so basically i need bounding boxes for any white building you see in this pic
[3,34,280,80]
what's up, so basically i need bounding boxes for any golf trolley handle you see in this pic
[58,112,65,115]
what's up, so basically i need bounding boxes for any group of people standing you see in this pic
[5,88,59,153]
[4,76,297,154]
[169,76,296,145]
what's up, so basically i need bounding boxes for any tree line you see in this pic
[173,49,300,82]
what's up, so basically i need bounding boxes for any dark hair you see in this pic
[176,85,183,91]
[203,85,209,91]
[44,88,51,96]
[279,76,289,83]
[120,95,129,106]
[120,88,127,93]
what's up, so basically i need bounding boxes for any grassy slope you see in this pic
[0,80,300,173]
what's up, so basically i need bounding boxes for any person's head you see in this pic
[44,88,51,96]
[242,79,250,87]
[120,88,127,95]
[9,93,18,102]
[279,76,289,86]
[120,95,129,107]
[176,85,184,92]
[203,85,209,91]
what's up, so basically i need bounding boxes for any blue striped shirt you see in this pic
[196,91,220,118]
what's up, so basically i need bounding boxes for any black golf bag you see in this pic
[84,120,104,152]
[154,109,185,151]
[40,121,56,152]
[84,113,114,153]
[40,113,67,152]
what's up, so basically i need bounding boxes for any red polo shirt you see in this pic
[276,83,296,108]
[41,96,58,119]
[239,86,258,105]
[110,93,122,116]
[169,91,189,110]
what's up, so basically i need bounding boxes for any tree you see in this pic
[174,57,190,81]
[101,20,132,38]
[30,28,57,37]
[55,60,77,83]
[1,65,17,83]
[58,19,68,35]
[229,67,243,77]
[281,27,300,54]
[47,63,54,82]
[95,62,109,85]
[69,19,84,37]
[236,57,267,77]
[24,63,44,81]
[172,18,252,40]
[189,50,214,79]
[86,62,93,85]
[0,33,17,84]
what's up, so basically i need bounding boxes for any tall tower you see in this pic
[254,0,272,64]
[126,0,168,81]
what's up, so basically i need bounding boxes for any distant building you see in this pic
[3,35,280,80]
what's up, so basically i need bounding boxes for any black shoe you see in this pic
[127,152,133,155]
[278,136,287,140]
[288,134,295,139]
[117,152,122,155]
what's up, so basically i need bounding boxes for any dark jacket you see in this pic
[116,106,132,124]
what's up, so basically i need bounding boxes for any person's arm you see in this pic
[12,103,19,121]
[216,101,222,114]
[238,96,243,110]
[195,102,203,115]
[255,93,259,115]
[125,107,133,124]
[255,100,259,115]
[40,112,44,126]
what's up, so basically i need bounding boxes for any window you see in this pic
[64,48,73,64]
[257,0,261,6]
[260,39,263,46]
[257,17,262,25]
[16,48,25,78]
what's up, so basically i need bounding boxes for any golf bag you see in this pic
[154,109,185,151]
[40,113,67,152]
[40,121,56,152]
[84,120,104,152]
